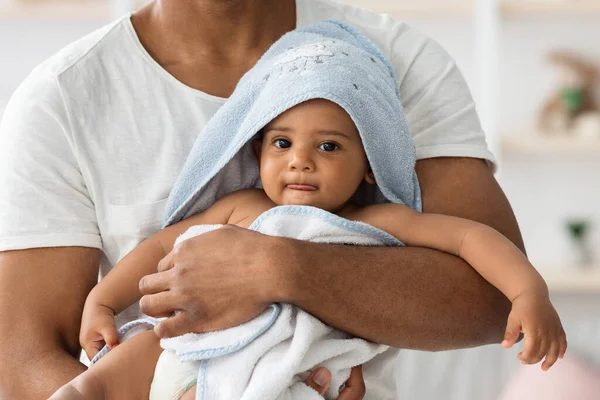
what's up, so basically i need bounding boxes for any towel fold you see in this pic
[153,205,403,400]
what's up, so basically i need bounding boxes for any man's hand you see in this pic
[305,366,365,399]
[138,225,286,338]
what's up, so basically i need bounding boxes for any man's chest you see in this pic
[69,96,223,266]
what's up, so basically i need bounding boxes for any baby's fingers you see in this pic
[542,341,560,371]
[83,340,104,360]
[559,329,568,359]
[533,338,550,364]
[518,333,542,364]
[99,325,120,349]
[502,315,521,349]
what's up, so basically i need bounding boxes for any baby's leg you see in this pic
[50,330,163,400]
[180,385,198,400]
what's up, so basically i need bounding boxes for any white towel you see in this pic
[152,205,403,400]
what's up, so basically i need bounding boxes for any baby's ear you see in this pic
[364,168,376,185]
[252,139,263,162]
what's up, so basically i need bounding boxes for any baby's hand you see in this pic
[79,303,120,360]
[501,292,567,371]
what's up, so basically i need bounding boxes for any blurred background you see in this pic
[1,0,599,398]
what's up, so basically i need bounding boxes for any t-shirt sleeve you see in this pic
[391,31,497,169]
[0,68,102,251]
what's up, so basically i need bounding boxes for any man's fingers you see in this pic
[154,312,193,339]
[139,271,171,295]
[337,366,366,400]
[157,252,175,272]
[304,367,331,395]
[139,291,181,318]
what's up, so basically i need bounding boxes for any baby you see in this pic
[50,21,566,400]
[50,97,566,400]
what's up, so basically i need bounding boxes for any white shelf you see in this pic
[0,0,111,20]
[343,0,474,15]
[4,0,600,21]
[500,136,600,155]
[344,0,600,15]
[541,267,600,293]
[0,0,474,20]
[503,1,600,14]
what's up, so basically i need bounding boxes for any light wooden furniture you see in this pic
[4,0,600,21]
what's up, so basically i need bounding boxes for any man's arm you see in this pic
[278,157,521,351]
[0,247,100,399]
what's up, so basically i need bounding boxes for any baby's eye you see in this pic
[274,139,291,149]
[319,142,339,152]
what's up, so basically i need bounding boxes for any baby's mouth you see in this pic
[286,184,318,191]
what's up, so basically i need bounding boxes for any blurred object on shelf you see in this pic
[341,0,473,16]
[538,51,599,139]
[565,218,594,267]
[572,111,600,140]
[504,0,600,14]
[540,267,600,293]
[500,135,600,155]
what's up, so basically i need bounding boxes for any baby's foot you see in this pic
[48,384,86,400]
[49,374,105,400]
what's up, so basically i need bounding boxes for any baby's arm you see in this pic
[350,204,544,301]
[80,190,252,358]
[350,203,566,369]
[50,330,163,400]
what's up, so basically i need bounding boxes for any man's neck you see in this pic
[133,0,297,67]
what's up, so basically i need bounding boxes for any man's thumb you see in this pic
[305,367,332,395]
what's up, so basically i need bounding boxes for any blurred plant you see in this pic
[561,87,584,113]
[566,219,589,240]
[565,219,593,266]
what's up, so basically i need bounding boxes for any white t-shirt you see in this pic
[0,0,494,397]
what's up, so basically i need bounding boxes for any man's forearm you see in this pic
[0,348,85,399]
[278,240,511,351]
[0,247,100,399]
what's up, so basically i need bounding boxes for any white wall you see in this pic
[0,19,107,109]
[1,11,599,269]
[409,13,600,269]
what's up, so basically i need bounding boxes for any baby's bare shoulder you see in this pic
[226,189,276,227]
[222,188,271,204]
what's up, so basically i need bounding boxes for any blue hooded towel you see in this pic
[163,19,421,227]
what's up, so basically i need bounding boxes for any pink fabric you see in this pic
[499,356,600,400]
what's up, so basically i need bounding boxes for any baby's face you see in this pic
[255,99,372,212]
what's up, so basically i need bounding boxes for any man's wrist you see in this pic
[258,235,309,305]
